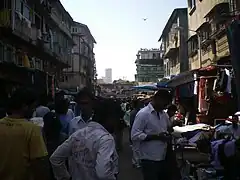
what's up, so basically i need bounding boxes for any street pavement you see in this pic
[118,129,143,180]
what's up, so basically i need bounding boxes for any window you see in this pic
[188,35,198,57]
[199,24,211,42]
[15,0,22,12]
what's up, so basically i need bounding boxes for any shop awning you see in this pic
[166,69,198,88]
[132,84,158,91]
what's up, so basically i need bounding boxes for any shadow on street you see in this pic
[118,129,143,180]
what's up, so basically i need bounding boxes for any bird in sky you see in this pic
[143,18,148,21]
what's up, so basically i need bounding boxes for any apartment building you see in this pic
[159,8,189,77]
[135,48,164,83]
[59,21,96,90]
[187,0,240,69]
[0,0,74,93]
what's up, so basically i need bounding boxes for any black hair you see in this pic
[168,104,178,112]
[76,87,94,101]
[7,88,36,111]
[132,99,140,109]
[93,99,119,125]
[38,93,48,106]
[55,98,69,115]
[153,89,172,101]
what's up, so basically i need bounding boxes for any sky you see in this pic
[61,0,187,81]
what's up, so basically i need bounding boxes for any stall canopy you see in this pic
[132,83,158,91]
[166,69,199,88]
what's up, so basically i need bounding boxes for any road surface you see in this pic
[118,129,143,180]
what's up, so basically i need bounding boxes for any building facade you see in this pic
[104,68,112,84]
[0,0,73,94]
[187,0,240,69]
[59,21,96,90]
[159,8,189,77]
[135,48,164,83]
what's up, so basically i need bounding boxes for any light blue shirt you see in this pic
[68,114,92,136]
[131,103,171,161]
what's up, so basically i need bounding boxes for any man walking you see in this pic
[131,90,172,180]
[50,100,119,180]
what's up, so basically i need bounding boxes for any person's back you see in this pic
[0,88,49,180]
[0,117,48,180]
[50,121,118,180]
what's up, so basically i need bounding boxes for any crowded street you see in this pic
[0,0,240,180]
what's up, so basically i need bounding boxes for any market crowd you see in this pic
[1,87,240,180]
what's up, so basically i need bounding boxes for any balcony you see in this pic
[13,11,33,42]
[135,58,163,65]
[164,42,179,59]
[50,11,72,39]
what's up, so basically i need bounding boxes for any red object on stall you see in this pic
[198,78,208,113]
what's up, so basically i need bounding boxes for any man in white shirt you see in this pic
[68,88,94,135]
[131,89,172,180]
[50,100,119,180]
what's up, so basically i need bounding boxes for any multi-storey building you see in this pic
[187,0,240,70]
[135,48,164,83]
[104,68,112,84]
[59,21,96,90]
[159,8,189,77]
[0,0,74,95]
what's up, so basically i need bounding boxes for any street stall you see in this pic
[166,69,199,125]
[172,119,240,179]
[196,65,237,125]
[166,64,238,125]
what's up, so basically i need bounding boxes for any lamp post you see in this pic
[175,27,202,68]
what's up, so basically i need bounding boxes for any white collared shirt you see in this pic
[68,115,92,136]
[50,121,118,180]
[131,103,171,161]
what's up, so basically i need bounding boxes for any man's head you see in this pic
[93,99,119,134]
[55,98,69,115]
[167,104,178,118]
[132,99,141,109]
[7,88,37,118]
[76,87,94,116]
[152,89,172,112]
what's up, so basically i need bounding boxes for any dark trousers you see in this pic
[141,160,167,180]
[115,130,123,151]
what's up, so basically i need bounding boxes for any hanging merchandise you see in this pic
[198,78,208,113]
[224,68,232,94]
[194,73,198,95]
[215,69,228,92]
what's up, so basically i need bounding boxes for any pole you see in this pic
[197,33,202,68]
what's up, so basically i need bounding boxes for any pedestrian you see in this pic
[112,99,125,152]
[50,100,119,180]
[130,98,142,168]
[0,88,50,180]
[68,87,94,135]
[55,98,74,135]
[34,94,51,118]
[131,89,172,180]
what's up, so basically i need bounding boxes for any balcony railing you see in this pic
[0,9,11,28]
[14,12,32,41]
[50,11,72,38]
